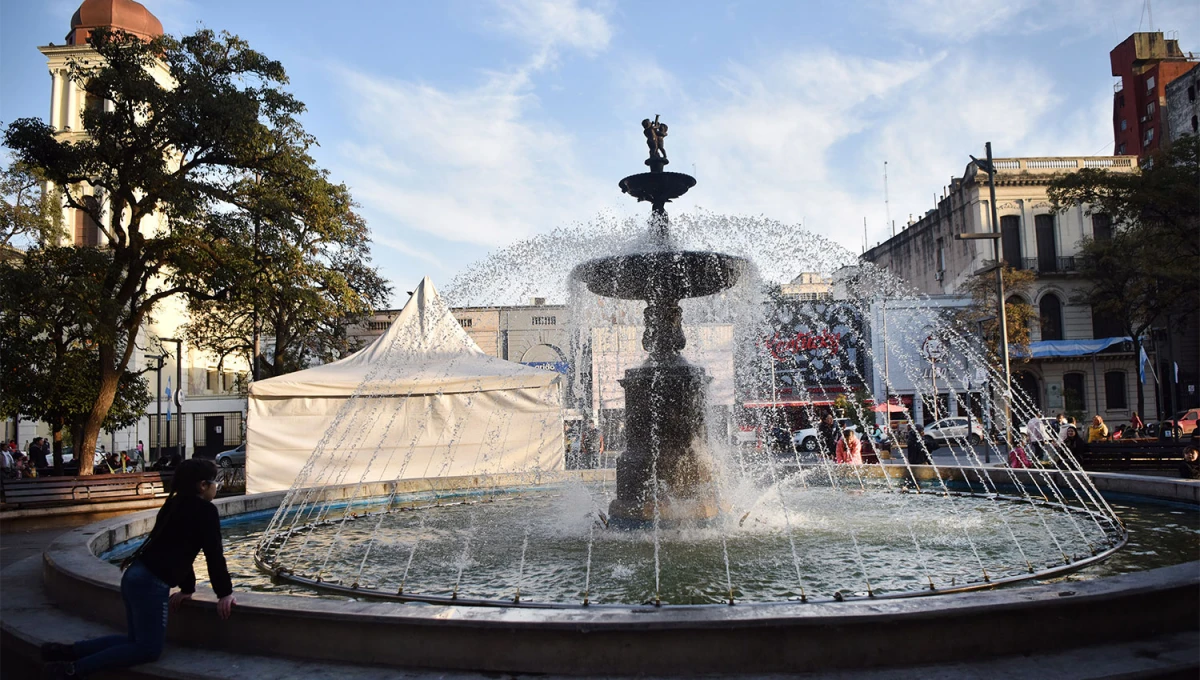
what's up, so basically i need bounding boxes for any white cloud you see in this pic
[332,66,607,249]
[490,0,613,68]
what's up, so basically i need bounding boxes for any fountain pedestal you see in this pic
[572,121,747,524]
[609,362,722,522]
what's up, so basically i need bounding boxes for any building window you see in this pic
[1146,102,1156,116]
[1120,119,1127,131]
[207,368,218,391]
[1091,305,1124,340]
[1034,214,1057,272]
[75,195,101,246]
[1145,75,1155,91]
[1189,85,1196,101]
[1143,127,1154,146]
[1104,371,1127,410]
[531,316,556,326]
[1000,215,1022,267]
[1091,213,1112,241]
[935,237,945,276]
[1039,293,1063,341]
[459,318,473,328]
[1063,373,1086,412]
[1192,115,1198,133]
[1118,143,1127,154]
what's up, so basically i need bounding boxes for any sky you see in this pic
[2,0,1198,305]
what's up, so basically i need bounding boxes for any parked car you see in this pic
[216,443,246,468]
[924,417,985,447]
[792,418,858,453]
[1164,409,1199,438]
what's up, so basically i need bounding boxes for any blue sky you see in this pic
[3,0,1198,305]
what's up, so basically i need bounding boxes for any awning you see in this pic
[743,400,835,408]
[1013,336,1132,359]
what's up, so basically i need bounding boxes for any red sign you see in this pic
[766,330,843,361]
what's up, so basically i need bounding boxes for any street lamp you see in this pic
[145,354,164,463]
[160,338,184,462]
[955,141,1012,453]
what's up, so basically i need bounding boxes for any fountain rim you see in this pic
[37,469,1197,675]
[247,478,1128,609]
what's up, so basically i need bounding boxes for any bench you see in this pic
[0,472,173,510]
[1077,441,1192,472]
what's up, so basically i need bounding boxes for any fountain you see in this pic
[16,119,1198,677]
[572,116,746,523]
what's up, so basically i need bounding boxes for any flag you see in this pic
[165,378,173,422]
[1175,362,1180,383]
[1138,346,1149,384]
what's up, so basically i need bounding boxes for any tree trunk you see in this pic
[75,367,122,476]
[51,422,64,477]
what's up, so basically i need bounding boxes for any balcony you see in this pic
[1020,256,1079,274]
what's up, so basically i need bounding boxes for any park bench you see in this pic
[1077,440,1192,473]
[0,471,173,510]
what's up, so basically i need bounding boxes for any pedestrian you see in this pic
[0,445,14,479]
[137,440,145,458]
[835,428,862,465]
[1055,414,1069,442]
[1008,439,1033,468]
[30,437,49,470]
[1130,412,1144,437]
[583,427,604,469]
[817,413,841,459]
[905,425,932,465]
[41,458,236,678]
[1179,446,1200,480]
[1087,415,1109,444]
[1061,426,1086,460]
[1025,415,1047,463]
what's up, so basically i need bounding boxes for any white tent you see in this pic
[246,277,565,494]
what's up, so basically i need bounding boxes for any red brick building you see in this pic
[1110,32,1197,157]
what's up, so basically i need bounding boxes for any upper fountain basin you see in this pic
[619,172,697,205]
[572,250,748,301]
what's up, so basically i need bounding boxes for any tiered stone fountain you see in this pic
[572,117,746,522]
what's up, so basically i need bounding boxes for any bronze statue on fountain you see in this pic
[572,117,747,524]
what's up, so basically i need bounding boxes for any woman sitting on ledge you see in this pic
[42,458,236,679]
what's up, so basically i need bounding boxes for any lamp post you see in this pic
[957,142,1012,453]
[145,354,164,463]
[161,338,184,462]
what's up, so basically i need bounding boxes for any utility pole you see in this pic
[161,338,184,461]
[146,354,164,462]
[958,142,1012,452]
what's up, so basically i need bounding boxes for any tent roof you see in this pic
[250,277,558,398]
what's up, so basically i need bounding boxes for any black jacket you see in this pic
[138,494,233,598]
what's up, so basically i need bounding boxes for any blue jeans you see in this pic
[71,560,169,676]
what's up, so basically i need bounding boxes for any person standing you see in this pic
[905,425,931,465]
[42,458,236,678]
[817,413,841,460]
[1055,414,1069,443]
[835,428,862,465]
[1087,415,1109,444]
[1025,415,1047,463]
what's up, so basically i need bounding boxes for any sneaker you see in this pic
[41,661,76,679]
[40,642,77,662]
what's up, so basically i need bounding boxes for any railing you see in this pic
[1020,257,1078,274]
[989,157,1135,174]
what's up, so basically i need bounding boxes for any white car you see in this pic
[792,418,858,453]
[923,417,985,446]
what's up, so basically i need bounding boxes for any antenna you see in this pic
[863,217,868,253]
[1148,0,1153,32]
[883,161,891,237]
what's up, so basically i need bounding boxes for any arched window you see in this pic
[1104,371,1128,410]
[1039,293,1063,341]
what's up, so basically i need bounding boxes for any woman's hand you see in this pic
[169,592,192,612]
[217,594,237,620]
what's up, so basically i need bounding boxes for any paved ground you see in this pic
[0,525,71,569]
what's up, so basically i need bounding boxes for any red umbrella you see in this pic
[871,401,908,413]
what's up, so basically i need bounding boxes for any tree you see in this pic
[0,160,59,248]
[1048,136,1200,416]
[184,168,390,380]
[957,264,1038,366]
[4,28,314,473]
[0,247,151,471]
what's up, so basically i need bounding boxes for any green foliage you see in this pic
[3,28,321,472]
[184,166,390,379]
[1048,136,1200,414]
[956,264,1038,367]
[0,160,60,248]
[0,247,151,454]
